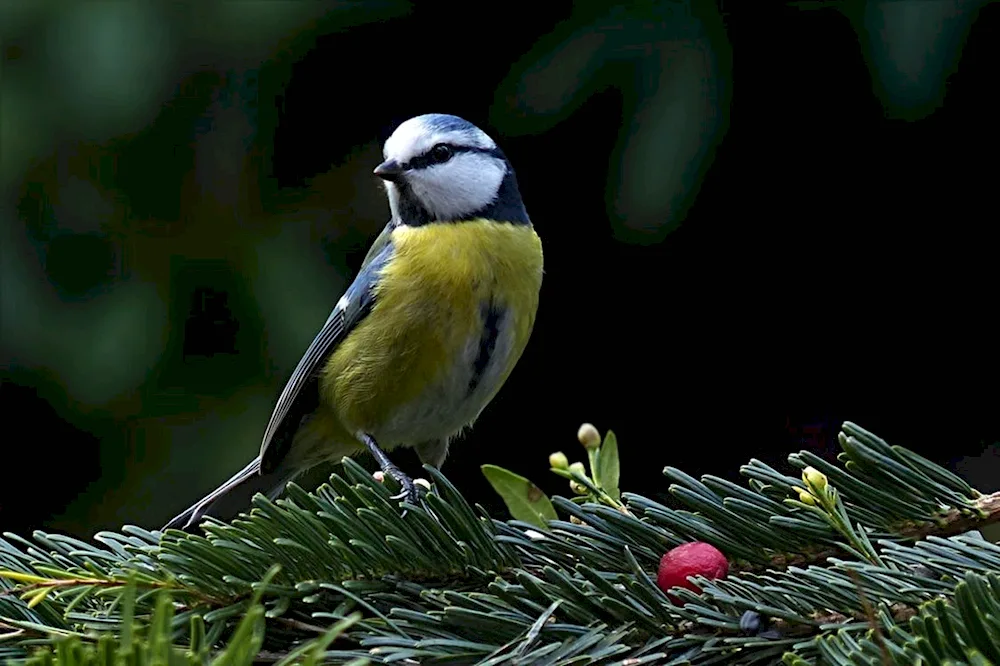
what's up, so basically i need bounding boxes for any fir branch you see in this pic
[0,574,224,609]
[0,421,997,665]
[805,570,1000,665]
[742,489,1000,574]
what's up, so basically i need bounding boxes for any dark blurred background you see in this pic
[2,1,998,538]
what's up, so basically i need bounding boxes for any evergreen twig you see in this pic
[0,422,996,665]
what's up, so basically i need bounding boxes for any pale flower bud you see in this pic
[549,451,569,469]
[577,423,601,450]
[802,466,828,493]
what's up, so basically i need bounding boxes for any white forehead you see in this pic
[383,115,496,164]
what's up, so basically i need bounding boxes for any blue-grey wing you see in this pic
[359,220,396,273]
[258,237,395,473]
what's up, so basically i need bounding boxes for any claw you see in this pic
[389,474,423,503]
[356,431,426,516]
[389,474,430,519]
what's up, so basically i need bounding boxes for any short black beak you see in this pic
[373,159,403,181]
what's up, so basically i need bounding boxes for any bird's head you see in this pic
[375,114,527,225]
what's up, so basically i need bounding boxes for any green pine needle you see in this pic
[1,422,998,665]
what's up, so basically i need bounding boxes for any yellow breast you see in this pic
[320,220,543,441]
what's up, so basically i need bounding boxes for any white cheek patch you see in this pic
[409,154,506,221]
[385,183,402,220]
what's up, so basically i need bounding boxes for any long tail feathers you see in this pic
[162,458,292,533]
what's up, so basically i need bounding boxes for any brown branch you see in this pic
[0,576,227,607]
[733,490,1000,574]
[253,650,287,663]
[273,617,329,634]
[849,569,892,666]
[900,491,1000,540]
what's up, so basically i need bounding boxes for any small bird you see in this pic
[164,114,543,532]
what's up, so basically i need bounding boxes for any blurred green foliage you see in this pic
[847,0,990,120]
[491,2,729,241]
[1,2,403,532]
[0,0,988,535]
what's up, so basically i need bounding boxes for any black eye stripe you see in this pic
[405,144,501,170]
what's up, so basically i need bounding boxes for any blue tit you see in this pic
[164,114,543,532]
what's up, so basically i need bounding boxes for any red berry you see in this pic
[656,542,729,604]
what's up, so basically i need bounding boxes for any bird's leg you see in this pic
[356,432,421,504]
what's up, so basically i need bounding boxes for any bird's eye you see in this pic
[430,144,453,163]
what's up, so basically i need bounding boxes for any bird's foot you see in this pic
[387,469,422,504]
[357,431,425,513]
